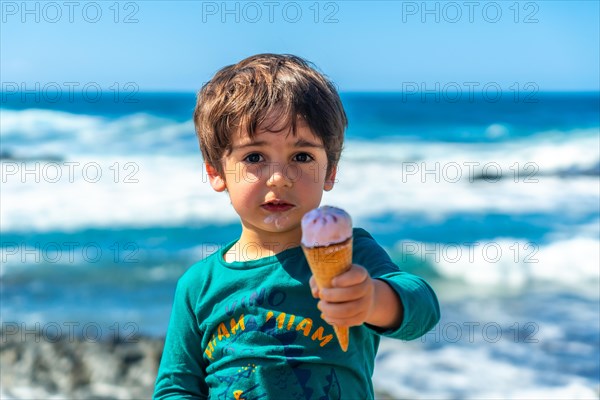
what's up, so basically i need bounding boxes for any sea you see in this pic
[1,91,599,399]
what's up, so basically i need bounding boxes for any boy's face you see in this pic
[207,114,336,245]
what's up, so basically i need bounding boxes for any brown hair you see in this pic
[193,53,347,178]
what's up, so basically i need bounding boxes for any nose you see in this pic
[266,163,293,188]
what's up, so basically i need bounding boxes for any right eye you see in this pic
[243,153,263,163]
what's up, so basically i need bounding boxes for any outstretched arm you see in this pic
[310,264,404,330]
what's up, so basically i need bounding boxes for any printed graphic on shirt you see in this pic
[202,287,341,399]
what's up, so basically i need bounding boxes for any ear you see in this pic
[205,163,227,192]
[324,165,337,191]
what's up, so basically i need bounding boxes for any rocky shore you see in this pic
[1,328,163,399]
[1,328,395,399]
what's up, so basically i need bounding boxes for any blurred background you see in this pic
[1,1,599,398]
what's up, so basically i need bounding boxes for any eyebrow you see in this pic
[232,138,324,151]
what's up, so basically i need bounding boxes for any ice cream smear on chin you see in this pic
[263,214,289,229]
[301,206,353,247]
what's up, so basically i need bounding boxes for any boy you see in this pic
[154,54,440,399]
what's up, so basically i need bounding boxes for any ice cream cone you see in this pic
[302,237,353,351]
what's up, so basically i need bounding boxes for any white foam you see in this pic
[1,109,598,233]
[2,152,598,233]
[374,339,599,399]
[0,388,13,400]
[323,131,600,222]
[2,108,598,169]
[1,155,238,232]
[0,109,194,158]
[325,171,599,223]
[393,236,600,288]
[341,129,600,174]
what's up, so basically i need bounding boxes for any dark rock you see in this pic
[1,328,164,399]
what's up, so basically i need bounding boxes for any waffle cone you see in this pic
[302,238,353,351]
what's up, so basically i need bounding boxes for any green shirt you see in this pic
[154,228,440,399]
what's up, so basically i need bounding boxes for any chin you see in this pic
[263,217,300,233]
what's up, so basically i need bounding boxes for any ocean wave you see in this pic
[0,109,195,159]
[1,108,598,233]
[2,108,599,174]
[374,282,600,399]
[1,152,598,232]
[392,235,600,290]
[341,129,599,177]
[375,338,599,399]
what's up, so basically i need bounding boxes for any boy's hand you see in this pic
[309,264,375,328]
[309,264,404,330]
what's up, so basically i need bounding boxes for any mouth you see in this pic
[261,199,295,213]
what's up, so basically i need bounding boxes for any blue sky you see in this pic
[2,1,599,91]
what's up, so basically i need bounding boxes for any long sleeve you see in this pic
[154,275,208,399]
[352,228,440,340]
[375,270,440,340]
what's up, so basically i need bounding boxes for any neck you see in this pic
[224,225,301,262]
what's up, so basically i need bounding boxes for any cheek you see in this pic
[227,179,262,206]
[229,183,253,198]
[224,165,262,191]
[295,163,327,185]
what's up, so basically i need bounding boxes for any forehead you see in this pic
[232,115,321,146]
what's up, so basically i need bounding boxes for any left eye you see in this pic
[293,153,313,162]
[244,153,263,163]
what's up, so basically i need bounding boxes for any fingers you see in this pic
[311,264,376,328]
[317,298,362,316]
[318,280,370,303]
[331,264,369,288]
[318,298,369,327]
[318,265,370,303]
[309,275,319,298]
[309,264,367,299]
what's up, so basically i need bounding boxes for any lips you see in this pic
[261,200,294,212]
